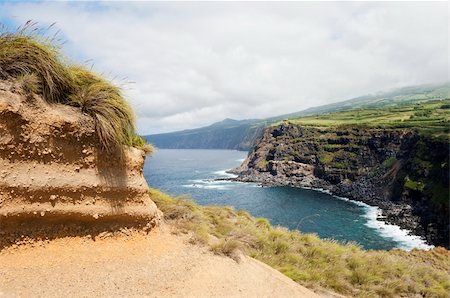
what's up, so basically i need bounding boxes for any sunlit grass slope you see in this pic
[0,22,150,153]
[150,188,450,298]
[278,100,450,140]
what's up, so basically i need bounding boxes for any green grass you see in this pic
[404,177,425,192]
[68,67,136,153]
[382,157,397,168]
[0,23,73,103]
[0,22,150,153]
[150,188,450,298]
[278,100,450,140]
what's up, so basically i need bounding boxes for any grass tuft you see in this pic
[0,22,152,153]
[0,24,73,103]
[14,73,40,95]
[68,67,135,153]
[131,135,154,154]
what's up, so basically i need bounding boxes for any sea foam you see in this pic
[213,170,238,178]
[292,186,432,250]
[331,194,433,251]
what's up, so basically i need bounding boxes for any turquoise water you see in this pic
[144,149,431,250]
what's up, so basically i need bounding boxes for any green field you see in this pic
[279,99,450,139]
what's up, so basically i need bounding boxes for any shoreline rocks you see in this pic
[229,123,449,248]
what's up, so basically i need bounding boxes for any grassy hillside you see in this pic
[282,99,450,139]
[150,188,450,298]
[281,83,450,119]
[147,83,450,150]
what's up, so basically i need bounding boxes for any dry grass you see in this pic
[0,22,151,153]
[68,67,136,153]
[150,188,450,298]
[0,23,73,103]
[13,73,40,95]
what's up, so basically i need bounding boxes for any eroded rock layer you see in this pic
[0,80,160,246]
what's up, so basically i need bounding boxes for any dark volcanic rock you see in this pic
[233,123,449,248]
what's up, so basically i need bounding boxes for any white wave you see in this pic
[183,176,244,190]
[182,183,231,190]
[189,179,235,184]
[361,206,433,251]
[301,186,333,195]
[300,186,433,250]
[236,158,246,162]
[329,194,433,250]
[213,170,238,178]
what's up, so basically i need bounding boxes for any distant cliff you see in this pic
[232,100,450,247]
[147,119,265,151]
[147,83,450,150]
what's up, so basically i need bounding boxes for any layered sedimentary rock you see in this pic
[233,123,449,247]
[0,80,160,246]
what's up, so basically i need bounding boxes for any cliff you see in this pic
[233,122,449,247]
[147,119,264,151]
[0,80,161,247]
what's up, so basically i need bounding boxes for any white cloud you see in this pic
[0,2,448,134]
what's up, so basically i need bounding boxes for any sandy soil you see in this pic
[0,225,320,298]
[0,79,160,247]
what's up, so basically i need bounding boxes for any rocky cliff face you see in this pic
[233,123,449,247]
[0,80,161,247]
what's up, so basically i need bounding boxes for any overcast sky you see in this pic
[0,1,448,134]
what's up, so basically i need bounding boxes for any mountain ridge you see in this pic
[146,82,449,150]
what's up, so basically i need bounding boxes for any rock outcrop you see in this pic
[0,80,161,247]
[233,123,449,247]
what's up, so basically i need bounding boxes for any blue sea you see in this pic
[144,149,432,250]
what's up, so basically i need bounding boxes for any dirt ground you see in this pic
[0,225,321,298]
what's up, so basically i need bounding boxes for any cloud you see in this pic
[0,2,448,134]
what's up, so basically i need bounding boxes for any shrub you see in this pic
[212,239,241,261]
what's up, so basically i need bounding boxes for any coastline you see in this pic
[223,171,434,250]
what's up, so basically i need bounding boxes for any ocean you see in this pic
[144,149,432,250]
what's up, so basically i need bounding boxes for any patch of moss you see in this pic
[258,159,269,169]
[318,152,334,165]
[382,156,397,168]
[404,178,425,191]
[332,162,347,169]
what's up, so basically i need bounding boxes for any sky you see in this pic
[0,1,448,134]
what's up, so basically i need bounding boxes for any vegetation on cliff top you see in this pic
[150,188,450,298]
[0,22,150,153]
[281,99,450,140]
